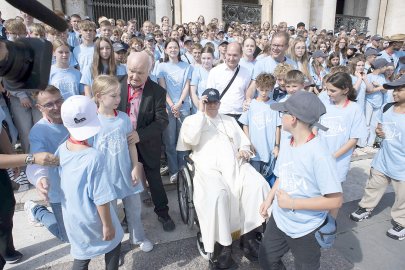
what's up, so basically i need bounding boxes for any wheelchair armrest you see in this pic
[184,155,194,165]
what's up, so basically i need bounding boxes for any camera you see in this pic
[0,38,52,90]
[0,0,68,90]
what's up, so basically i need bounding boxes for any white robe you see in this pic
[177,112,270,253]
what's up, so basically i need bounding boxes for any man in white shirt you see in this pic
[206,42,251,122]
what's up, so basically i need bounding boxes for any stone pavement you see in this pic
[5,157,404,270]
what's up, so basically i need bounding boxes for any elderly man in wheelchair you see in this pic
[176,88,271,269]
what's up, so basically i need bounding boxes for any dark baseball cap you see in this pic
[364,48,381,57]
[219,40,229,46]
[372,58,390,69]
[312,50,328,58]
[184,36,193,43]
[371,34,382,41]
[348,44,358,52]
[202,88,220,102]
[311,26,317,31]
[270,91,328,131]
[113,42,126,52]
[383,75,405,89]
[144,33,155,42]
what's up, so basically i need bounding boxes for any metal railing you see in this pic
[335,14,370,34]
[223,1,262,24]
[87,0,155,28]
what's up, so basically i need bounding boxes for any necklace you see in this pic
[209,115,234,144]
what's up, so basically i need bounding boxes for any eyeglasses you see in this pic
[278,111,291,118]
[39,98,64,109]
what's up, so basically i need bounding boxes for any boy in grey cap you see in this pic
[259,91,343,269]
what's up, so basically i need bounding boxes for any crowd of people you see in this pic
[0,8,404,270]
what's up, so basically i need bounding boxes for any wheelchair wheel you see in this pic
[177,167,195,228]
[197,232,211,261]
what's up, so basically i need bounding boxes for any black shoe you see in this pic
[158,215,175,232]
[240,236,259,262]
[214,245,237,269]
[4,250,23,264]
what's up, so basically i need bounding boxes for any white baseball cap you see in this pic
[61,95,101,141]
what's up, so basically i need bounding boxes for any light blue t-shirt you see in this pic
[309,64,328,89]
[273,136,342,238]
[57,144,123,260]
[318,100,367,182]
[93,111,143,199]
[278,94,293,146]
[73,44,95,71]
[68,31,80,48]
[190,65,210,112]
[29,118,69,203]
[239,99,279,162]
[190,65,209,98]
[81,64,127,87]
[371,105,405,181]
[351,74,366,114]
[252,56,297,80]
[49,65,82,100]
[366,73,386,109]
[239,58,256,76]
[157,61,192,112]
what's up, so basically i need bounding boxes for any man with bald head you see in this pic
[206,42,251,121]
[117,52,174,231]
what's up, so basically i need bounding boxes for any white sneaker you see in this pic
[24,200,43,227]
[169,173,178,183]
[131,238,153,252]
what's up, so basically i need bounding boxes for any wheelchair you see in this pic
[176,155,265,265]
[176,155,213,260]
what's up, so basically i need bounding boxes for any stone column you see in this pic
[65,0,86,17]
[260,0,273,26]
[272,0,311,27]
[155,0,172,25]
[365,0,380,35]
[382,0,405,36]
[309,0,337,31]
[180,0,222,25]
[343,0,355,16]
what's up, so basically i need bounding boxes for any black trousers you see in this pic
[72,242,121,270]
[0,169,16,269]
[259,215,321,270]
[142,162,169,218]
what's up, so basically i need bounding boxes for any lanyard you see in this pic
[290,133,315,147]
[68,137,90,147]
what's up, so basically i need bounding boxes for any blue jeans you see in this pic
[163,110,189,175]
[111,193,146,244]
[32,202,69,242]
[250,160,265,173]
[9,96,42,153]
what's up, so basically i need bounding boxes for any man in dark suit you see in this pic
[117,52,175,231]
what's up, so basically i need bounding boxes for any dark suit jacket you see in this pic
[118,76,168,169]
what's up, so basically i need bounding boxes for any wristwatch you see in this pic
[25,154,35,165]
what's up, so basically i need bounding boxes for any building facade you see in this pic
[2,0,404,36]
